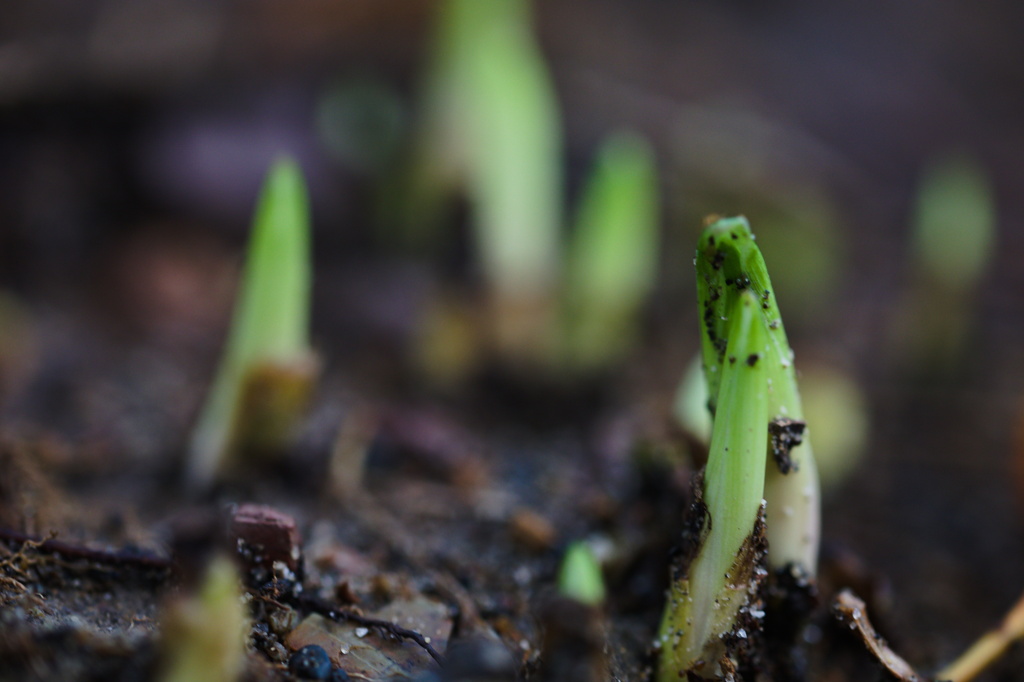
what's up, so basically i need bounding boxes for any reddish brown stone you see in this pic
[230,503,302,575]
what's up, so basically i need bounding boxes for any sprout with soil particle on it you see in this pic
[694,216,819,577]
[658,216,819,679]
[187,157,318,490]
[658,288,770,679]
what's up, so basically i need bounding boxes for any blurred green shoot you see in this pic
[543,541,609,681]
[412,0,563,363]
[799,366,868,491]
[563,131,659,371]
[188,158,317,489]
[695,216,819,575]
[912,152,996,291]
[658,289,769,679]
[158,554,247,682]
[558,542,606,607]
[674,353,712,446]
[672,106,844,320]
[897,151,997,365]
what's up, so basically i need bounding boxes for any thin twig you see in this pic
[0,527,171,572]
[936,590,1024,682]
[289,592,444,665]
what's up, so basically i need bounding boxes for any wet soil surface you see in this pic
[1,290,1023,682]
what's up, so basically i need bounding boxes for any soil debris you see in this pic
[0,436,70,534]
[762,562,819,681]
[538,596,607,682]
[768,418,806,475]
[378,407,490,489]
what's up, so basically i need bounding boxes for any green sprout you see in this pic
[157,554,248,682]
[406,1,664,373]
[558,541,606,607]
[694,216,819,575]
[413,0,562,362]
[658,288,769,678]
[543,541,609,681]
[897,151,997,365]
[563,131,659,371]
[911,152,996,292]
[187,158,317,489]
[659,216,820,678]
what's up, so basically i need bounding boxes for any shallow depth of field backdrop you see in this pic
[3,0,1024,680]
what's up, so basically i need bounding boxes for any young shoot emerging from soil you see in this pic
[695,216,819,577]
[562,131,659,371]
[658,216,819,679]
[414,0,563,365]
[157,553,247,682]
[558,541,606,607]
[658,288,769,679]
[188,158,317,490]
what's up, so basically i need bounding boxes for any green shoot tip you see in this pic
[558,542,606,607]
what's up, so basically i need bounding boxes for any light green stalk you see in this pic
[695,216,819,574]
[188,158,314,489]
[158,554,247,682]
[558,542,606,607]
[563,131,659,370]
[900,152,997,364]
[412,0,562,363]
[658,289,769,679]
[912,152,995,291]
[421,0,562,301]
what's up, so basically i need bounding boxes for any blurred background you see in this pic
[2,0,1024,670]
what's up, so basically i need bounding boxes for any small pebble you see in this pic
[268,606,298,636]
[508,508,556,552]
[289,645,332,679]
[231,503,303,574]
[264,640,289,663]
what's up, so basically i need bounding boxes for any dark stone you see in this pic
[289,644,332,680]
